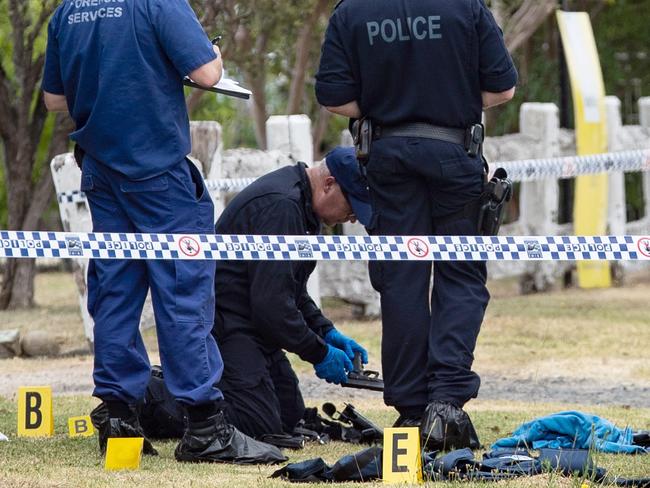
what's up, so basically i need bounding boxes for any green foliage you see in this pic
[0,149,6,229]
[593,0,650,122]
[187,86,258,149]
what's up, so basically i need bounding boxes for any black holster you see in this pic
[351,118,372,164]
[477,167,513,236]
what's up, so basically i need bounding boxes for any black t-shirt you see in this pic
[315,0,517,128]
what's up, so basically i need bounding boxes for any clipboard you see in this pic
[183,76,252,100]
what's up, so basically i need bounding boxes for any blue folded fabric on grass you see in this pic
[492,411,649,454]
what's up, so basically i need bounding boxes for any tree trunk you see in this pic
[312,106,333,160]
[0,115,72,310]
[244,70,268,149]
[1,260,36,309]
[286,0,330,115]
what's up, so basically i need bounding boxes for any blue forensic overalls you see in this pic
[43,0,223,406]
[316,0,517,413]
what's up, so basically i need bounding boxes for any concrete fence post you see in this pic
[639,97,650,228]
[190,121,223,218]
[605,97,626,282]
[605,97,626,232]
[50,154,94,343]
[266,115,321,307]
[518,103,561,292]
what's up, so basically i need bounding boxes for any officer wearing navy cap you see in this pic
[42,0,279,463]
[316,0,517,450]
[212,147,371,439]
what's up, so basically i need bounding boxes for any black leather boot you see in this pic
[174,411,287,464]
[419,401,481,452]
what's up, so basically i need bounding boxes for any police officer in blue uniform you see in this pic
[213,147,372,439]
[316,0,517,450]
[42,0,282,463]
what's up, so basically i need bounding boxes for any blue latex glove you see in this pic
[314,345,354,385]
[324,329,369,364]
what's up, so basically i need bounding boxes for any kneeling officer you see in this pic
[214,146,372,438]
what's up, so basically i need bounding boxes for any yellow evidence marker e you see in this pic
[104,437,144,471]
[382,427,423,484]
[68,416,95,438]
[17,386,54,437]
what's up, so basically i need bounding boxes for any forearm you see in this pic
[298,291,334,338]
[43,92,69,113]
[189,45,223,88]
[482,87,516,109]
[325,100,362,119]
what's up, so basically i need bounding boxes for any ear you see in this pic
[323,176,336,194]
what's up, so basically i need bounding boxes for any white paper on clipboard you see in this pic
[183,76,252,100]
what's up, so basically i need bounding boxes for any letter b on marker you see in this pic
[18,386,54,437]
[68,416,95,438]
[382,427,423,483]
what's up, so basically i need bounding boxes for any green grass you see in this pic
[0,396,648,487]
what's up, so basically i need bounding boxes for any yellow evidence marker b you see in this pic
[17,386,54,437]
[105,437,144,471]
[68,416,95,438]
[382,427,423,484]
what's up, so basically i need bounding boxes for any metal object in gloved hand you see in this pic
[324,329,368,363]
[343,352,384,391]
[314,345,353,385]
[322,402,383,444]
[420,401,480,452]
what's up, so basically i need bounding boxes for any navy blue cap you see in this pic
[325,147,372,226]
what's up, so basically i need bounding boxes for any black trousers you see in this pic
[366,137,490,412]
[216,332,305,439]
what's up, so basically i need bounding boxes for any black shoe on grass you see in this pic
[419,401,480,452]
[174,411,287,464]
[91,402,158,456]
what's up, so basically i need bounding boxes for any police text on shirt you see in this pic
[367,16,441,46]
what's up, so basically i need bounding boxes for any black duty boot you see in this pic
[393,415,422,428]
[419,401,480,452]
[174,411,288,464]
[90,402,158,456]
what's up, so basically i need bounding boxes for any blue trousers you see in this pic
[366,137,490,411]
[82,156,223,406]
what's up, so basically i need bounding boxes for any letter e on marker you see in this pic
[17,386,54,437]
[382,427,423,483]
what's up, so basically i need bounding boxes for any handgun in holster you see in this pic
[342,352,384,392]
[322,402,383,444]
[477,167,513,236]
[351,117,373,164]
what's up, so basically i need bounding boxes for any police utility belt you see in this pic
[352,119,512,236]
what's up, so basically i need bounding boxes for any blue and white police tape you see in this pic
[497,148,650,182]
[57,177,259,205]
[1,231,649,262]
[56,149,650,205]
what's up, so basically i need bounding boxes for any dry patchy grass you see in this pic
[1,272,649,486]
